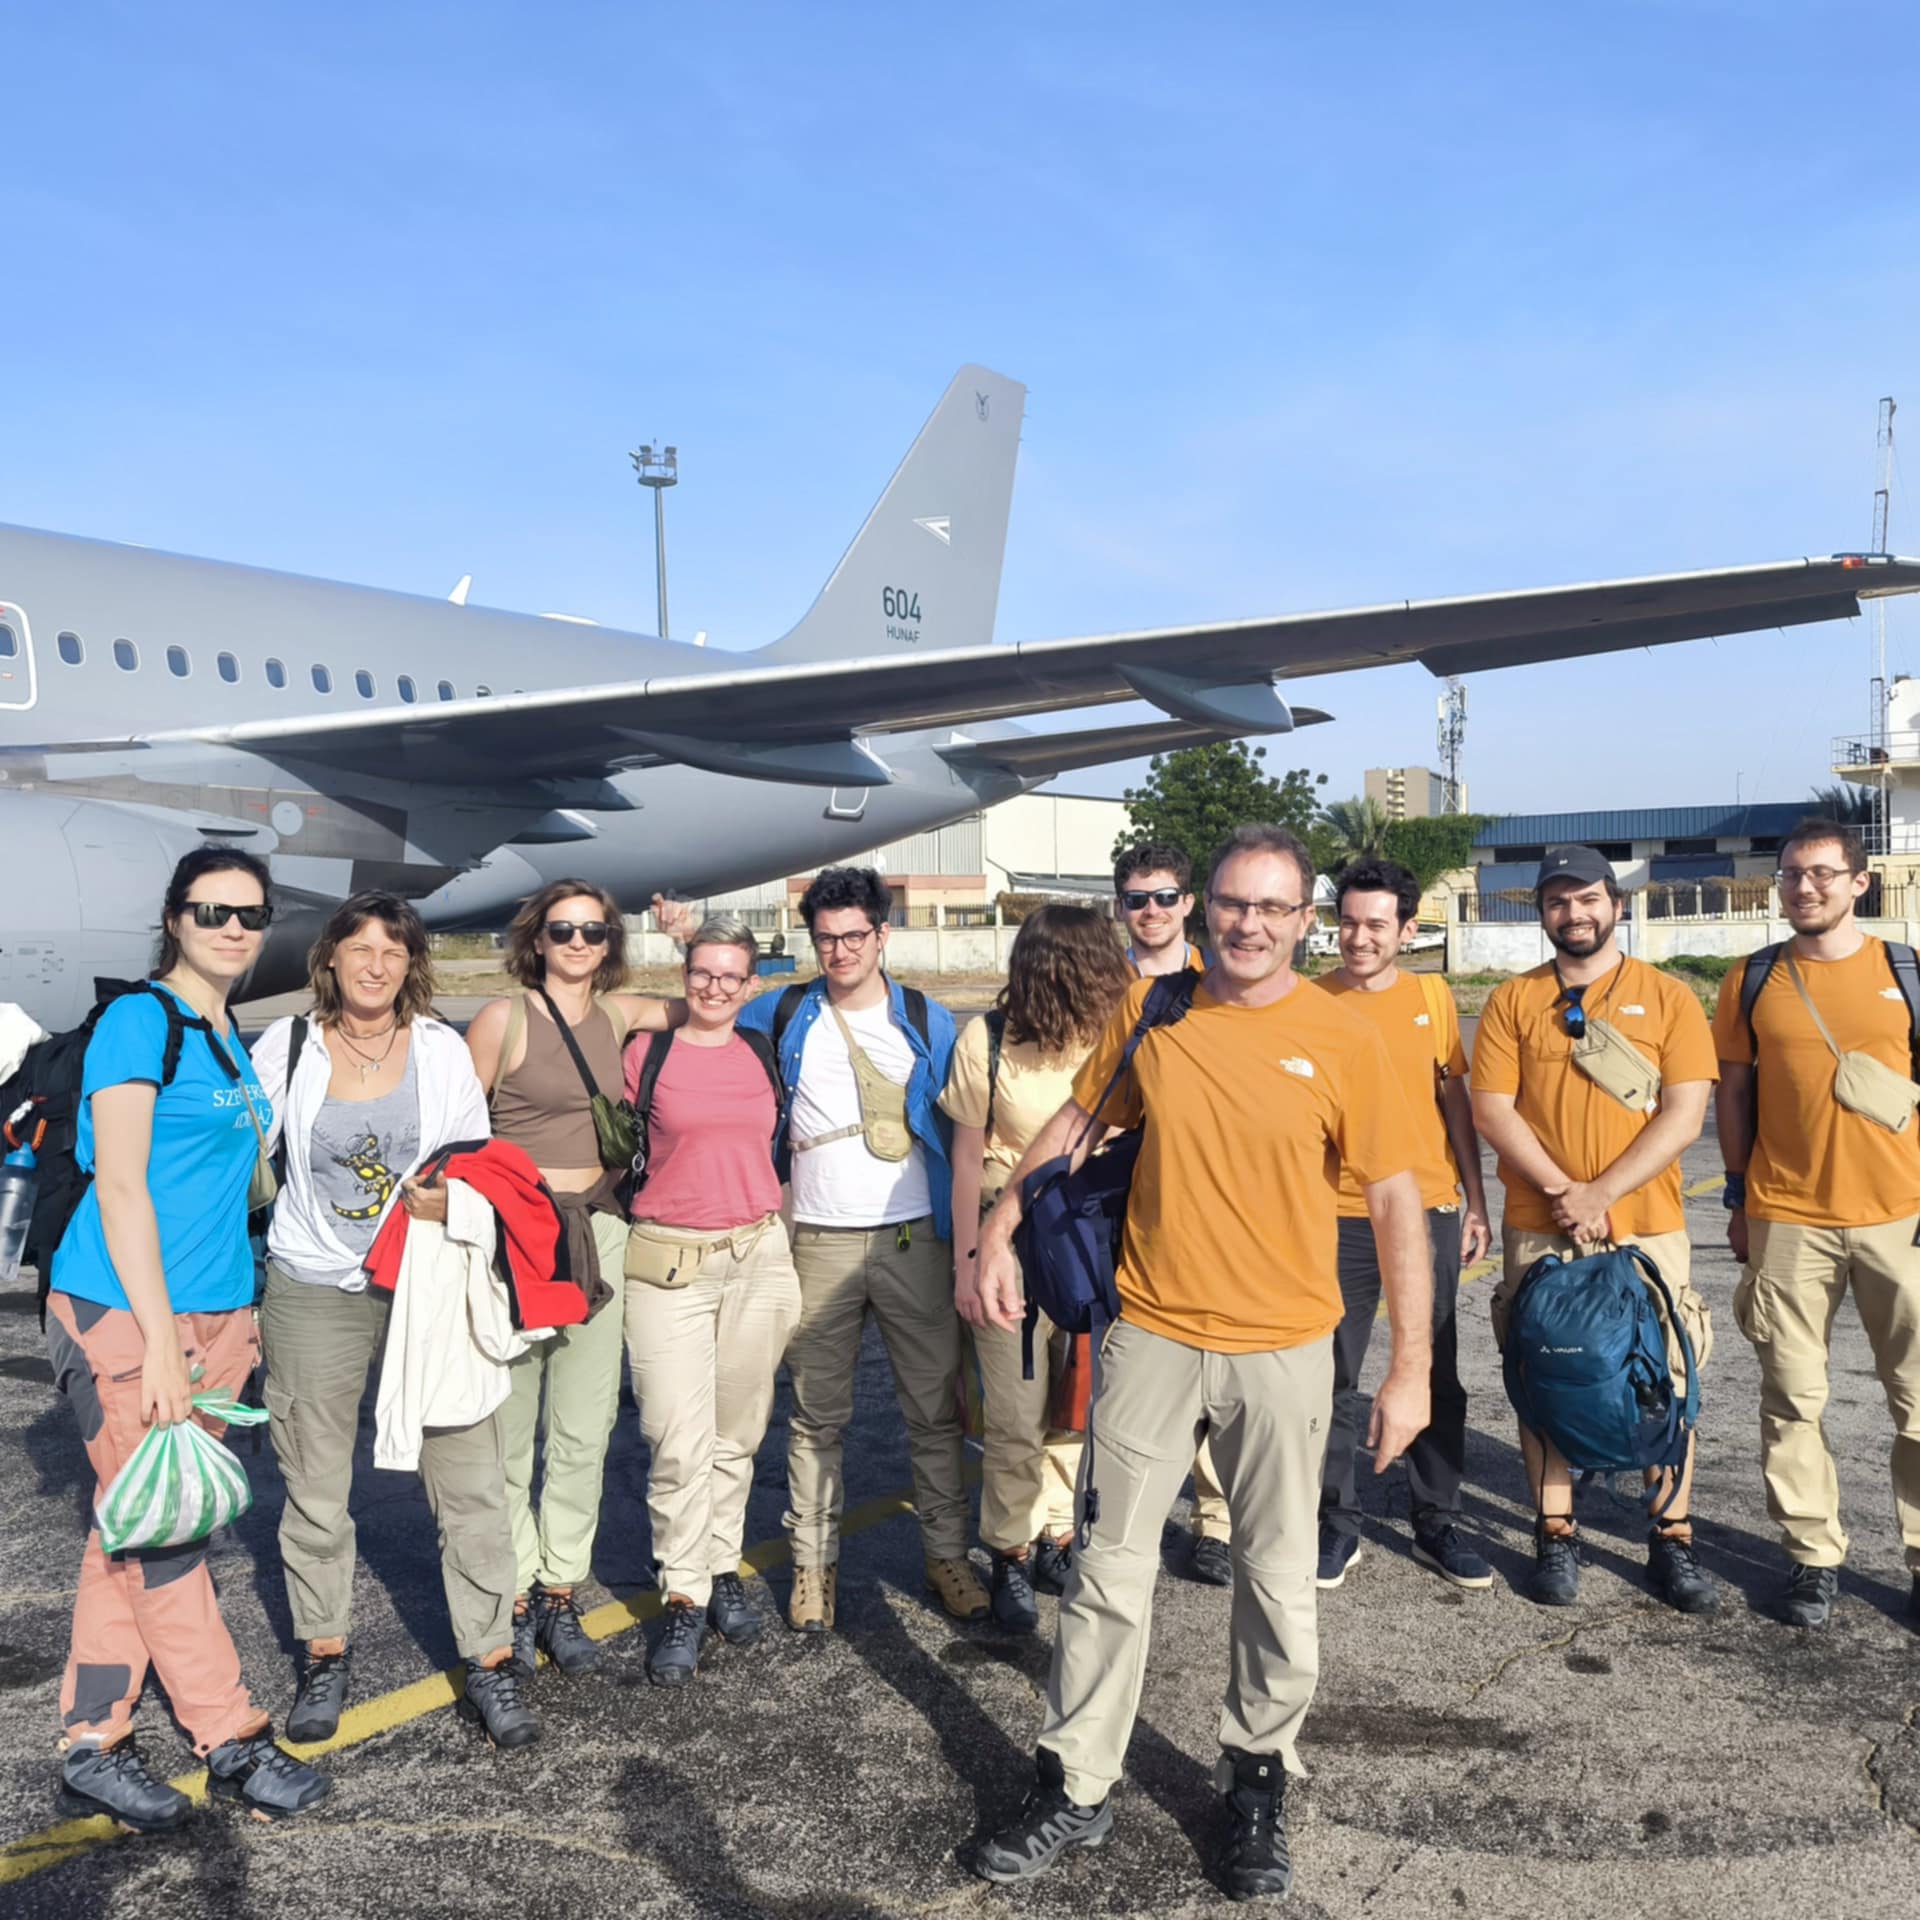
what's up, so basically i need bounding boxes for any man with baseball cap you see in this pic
[1470,846,1721,1610]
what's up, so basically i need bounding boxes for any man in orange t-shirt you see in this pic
[962,825,1430,1904]
[1713,818,1920,1631]
[1472,846,1719,1615]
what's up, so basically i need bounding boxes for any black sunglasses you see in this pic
[545,919,610,947]
[1560,988,1588,1038]
[190,901,273,932]
[1121,888,1185,911]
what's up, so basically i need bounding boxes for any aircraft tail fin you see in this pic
[757,365,1025,663]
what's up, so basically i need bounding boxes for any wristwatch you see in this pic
[1721,1171,1747,1210]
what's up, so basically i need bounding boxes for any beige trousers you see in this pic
[972,1311,1082,1553]
[1039,1320,1333,1804]
[1738,1213,1920,1570]
[498,1210,629,1592]
[1190,1438,1231,1542]
[784,1217,968,1564]
[623,1216,802,1606]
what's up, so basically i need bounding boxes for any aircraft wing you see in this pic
[128,554,1920,787]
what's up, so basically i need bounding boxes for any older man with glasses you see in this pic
[1713,817,1920,1630]
[1471,845,1720,1612]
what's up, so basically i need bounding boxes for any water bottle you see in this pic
[0,1141,38,1291]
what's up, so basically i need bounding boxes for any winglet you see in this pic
[448,575,472,606]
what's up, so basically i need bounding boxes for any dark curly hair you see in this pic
[799,866,892,929]
[503,878,629,995]
[998,904,1135,1054]
[1113,842,1192,895]
[1335,858,1420,926]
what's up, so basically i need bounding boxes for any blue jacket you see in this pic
[737,974,957,1240]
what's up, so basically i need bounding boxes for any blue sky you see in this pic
[6,2,1918,815]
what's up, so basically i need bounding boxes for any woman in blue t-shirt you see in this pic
[45,848,330,1832]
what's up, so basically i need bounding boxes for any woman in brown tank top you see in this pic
[467,877,691,1678]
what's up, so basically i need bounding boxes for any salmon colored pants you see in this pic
[46,1291,270,1755]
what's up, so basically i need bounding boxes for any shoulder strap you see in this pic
[286,1013,309,1087]
[1415,973,1450,1075]
[536,989,605,1107]
[129,982,204,1088]
[491,994,529,1111]
[772,982,809,1051]
[738,1026,784,1109]
[983,1009,1007,1140]
[1781,952,1843,1063]
[633,1029,672,1131]
[1885,943,1920,1075]
[1739,943,1783,1062]
[901,985,932,1048]
[1072,970,1198,1148]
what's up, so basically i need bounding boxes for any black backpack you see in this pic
[0,980,208,1318]
[625,1026,784,1194]
[771,978,933,1053]
[1738,941,1920,1067]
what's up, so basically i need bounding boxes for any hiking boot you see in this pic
[533,1586,601,1676]
[1412,1520,1494,1591]
[1029,1533,1073,1595]
[58,1741,192,1833]
[1190,1535,1234,1588]
[457,1659,540,1749]
[788,1564,837,1634]
[707,1573,764,1648]
[648,1600,707,1688]
[510,1599,537,1675]
[1783,1563,1839,1629]
[1647,1531,1720,1614]
[926,1555,991,1622]
[990,1552,1039,1633]
[1527,1523,1581,1607]
[286,1643,352,1744]
[1315,1524,1361,1590]
[1219,1748,1292,1901]
[206,1733,331,1821]
[968,1746,1113,1884]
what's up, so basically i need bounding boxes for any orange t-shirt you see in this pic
[1315,971,1468,1215]
[1070,974,1422,1354]
[1471,954,1718,1238]
[1711,937,1920,1227]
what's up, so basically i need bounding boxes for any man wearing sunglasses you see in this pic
[1471,845,1720,1611]
[1112,844,1232,1584]
[1712,818,1920,1631]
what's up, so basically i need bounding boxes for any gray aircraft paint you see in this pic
[3,363,1918,1032]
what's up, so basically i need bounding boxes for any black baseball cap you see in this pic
[1535,845,1614,889]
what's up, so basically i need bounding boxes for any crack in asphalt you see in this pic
[1459,1604,1646,1706]
[1863,1702,1920,1834]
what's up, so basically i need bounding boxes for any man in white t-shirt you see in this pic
[738,868,989,1633]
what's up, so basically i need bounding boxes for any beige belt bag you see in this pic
[1785,953,1920,1134]
[792,1005,914,1163]
[624,1214,778,1290]
[1570,1018,1662,1115]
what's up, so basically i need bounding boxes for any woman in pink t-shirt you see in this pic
[621,914,798,1688]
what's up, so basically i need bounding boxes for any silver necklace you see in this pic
[335,1020,399,1082]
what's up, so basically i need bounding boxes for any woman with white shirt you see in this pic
[253,892,537,1752]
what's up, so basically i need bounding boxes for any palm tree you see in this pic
[1805,781,1877,827]
[1317,795,1393,870]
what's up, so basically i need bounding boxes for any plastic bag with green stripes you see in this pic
[95,1393,270,1554]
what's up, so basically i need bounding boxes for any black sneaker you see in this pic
[206,1734,331,1821]
[1783,1563,1839,1629]
[1219,1748,1292,1901]
[1315,1524,1361,1590]
[458,1659,540,1749]
[286,1644,352,1744]
[990,1552,1039,1633]
[58,1741,193,1833]
[648,1600,707,1688]
[707,1573,764,1648]
[1647,1531,1720,1614]
[1029,1534,1073,1595]
[1527,1522,1580,1607]
[1189,1535,1234,1588]
[511,1600,537,1675]
[1412,1521,1494,1590]
[968,1747,1113,1884]
[533,1586,601,1676]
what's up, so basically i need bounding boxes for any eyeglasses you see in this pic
[190,901,272,932]
[811,926,877,954]
[687,967,749,995]
[1775,866,1851,891]
[1207,893,1306,924]
[1120,888,1185,911]
[544,920,611,946]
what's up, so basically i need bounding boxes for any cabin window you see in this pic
[217,652,239,683]
[0,625,15,659]
[475,684,492,697]
[312,665,332,694]
[166,645,190,678]
[58,632,83,665]
[397,675,417,703]
[113,639,139,672]
[265,657,287,688]
[355,669,375,699]
[437,680,455,701]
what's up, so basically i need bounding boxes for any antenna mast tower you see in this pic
[1871,397,1896,852]
[1437,677,1468,813]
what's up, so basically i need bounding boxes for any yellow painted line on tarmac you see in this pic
[0,1476,938,1890]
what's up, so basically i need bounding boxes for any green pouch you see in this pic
[538,989,638,1172]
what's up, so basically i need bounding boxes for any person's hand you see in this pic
[651,893,698,945]
[1545,1180,1611,1244]
[1368,1363,1431,1473]
[141,1336,194,1428]
[1727,1207,1750,1265]
[976,1242,1025,1333]
[1459,1204,1492,1267]
[954,1256,988,1330]
[401,1174,449,1224]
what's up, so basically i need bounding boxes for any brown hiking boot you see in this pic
[788,1564,837,1634]
[926,1555,991,1622]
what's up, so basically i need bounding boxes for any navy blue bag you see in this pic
[1013,969,1197,1540]
[1502,1243,1699,1514]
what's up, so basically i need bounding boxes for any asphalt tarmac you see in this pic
[0,1131,1915,1918]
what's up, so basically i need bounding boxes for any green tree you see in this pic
[1806,781,1876,827]
[1115,742,1328,912]
[1316,795,1393,871]
[1381,813,1489,894]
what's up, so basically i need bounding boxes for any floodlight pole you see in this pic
[630,442,679,639]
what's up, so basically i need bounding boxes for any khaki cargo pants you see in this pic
[1039,1319,1332,1805]
[971,1308,1082,1553]
[1737,1213,1920,1570]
